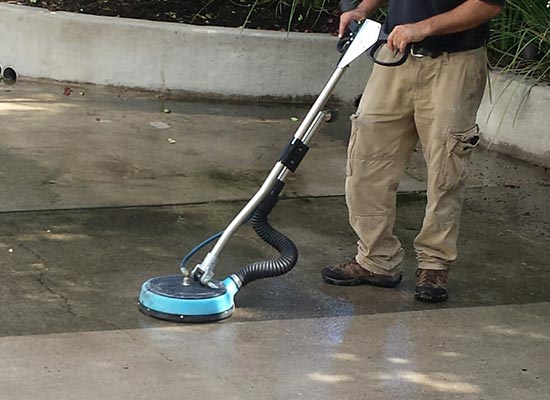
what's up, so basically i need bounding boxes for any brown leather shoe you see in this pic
[321,259,402,288]
[415,269,449,303]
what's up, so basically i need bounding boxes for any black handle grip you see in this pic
[368,41,411,67]
[367,25,411,67]
[337,0,360,54]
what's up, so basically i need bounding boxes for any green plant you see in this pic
[487,0,550,82]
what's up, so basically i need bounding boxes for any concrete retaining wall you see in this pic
[478,73,550,167]
[0,4,371,103]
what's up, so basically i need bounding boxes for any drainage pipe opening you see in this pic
[2,66,17,85]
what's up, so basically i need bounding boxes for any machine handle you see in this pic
[368,29,411,67]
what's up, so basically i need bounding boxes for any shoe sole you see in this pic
[322,274,402,288]
[415,292,449,303]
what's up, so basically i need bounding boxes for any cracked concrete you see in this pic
[0,80,549,399]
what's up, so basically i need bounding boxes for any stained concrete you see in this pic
[0,80,426,212]
[0,80,549,399]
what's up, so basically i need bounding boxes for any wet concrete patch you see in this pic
[2,78,549,400]
[1,79,549,339]
[199,167,265,190]
[0,177,548,337]
[0,80,362,211]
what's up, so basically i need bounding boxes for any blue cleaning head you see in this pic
[139,275,239,323]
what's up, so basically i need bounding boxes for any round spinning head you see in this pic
[138,275,238,323]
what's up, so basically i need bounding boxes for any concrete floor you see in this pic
[0,81,549,399]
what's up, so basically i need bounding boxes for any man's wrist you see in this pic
[357,2,370,14]
[416,19,434,39]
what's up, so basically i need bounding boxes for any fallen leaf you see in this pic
[63,87,73,96]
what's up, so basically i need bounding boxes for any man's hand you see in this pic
[338,9,368,38]
[387,23,430,53]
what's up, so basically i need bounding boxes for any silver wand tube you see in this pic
[193,66,348,283]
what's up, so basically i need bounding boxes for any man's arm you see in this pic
[339,0,387,37]
[388,0,503,52]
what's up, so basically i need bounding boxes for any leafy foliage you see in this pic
[487,0,550,82]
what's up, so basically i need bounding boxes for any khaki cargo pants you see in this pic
[346,47,488,275]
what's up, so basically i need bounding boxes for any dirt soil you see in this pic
[3,0,342,34]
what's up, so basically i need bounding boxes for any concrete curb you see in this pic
[0,3,371,103]
[478,73,550,167]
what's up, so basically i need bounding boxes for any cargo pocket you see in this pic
[346,113,359,176]
[437,125,480,191]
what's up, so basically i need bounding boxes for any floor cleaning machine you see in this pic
[138,1,408,323]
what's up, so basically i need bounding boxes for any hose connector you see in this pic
[191,251,218,286]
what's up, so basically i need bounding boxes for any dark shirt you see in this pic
[384,0,505,52]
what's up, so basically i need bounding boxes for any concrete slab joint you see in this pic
[0,3,371,103]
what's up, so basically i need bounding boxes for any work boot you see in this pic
[321,259,402,288]
[415,269,449,303]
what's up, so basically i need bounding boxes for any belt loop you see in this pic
[442,51,450,65]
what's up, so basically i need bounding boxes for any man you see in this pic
[321,0,504,302]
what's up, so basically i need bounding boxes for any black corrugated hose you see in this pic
[234,183,298,286]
